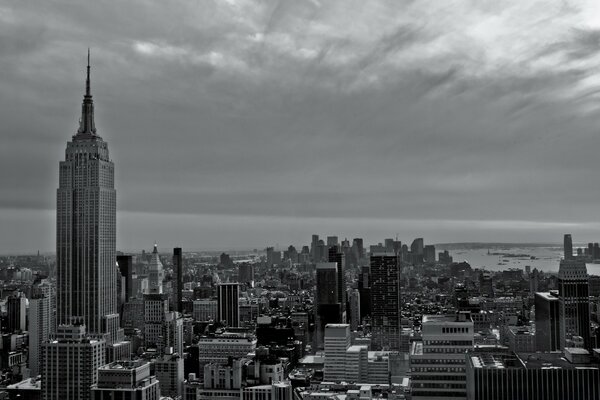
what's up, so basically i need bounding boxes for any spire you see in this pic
[76,49,97,137]
[86,48,91,97]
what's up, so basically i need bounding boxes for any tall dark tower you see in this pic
[328,245,346,322]
[56,51,119,338]
[558,259,590,349]
[370,252,401,350]
[564,234,574,260]
[173,247,183,313]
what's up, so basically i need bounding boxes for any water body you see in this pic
[438,244,600,275]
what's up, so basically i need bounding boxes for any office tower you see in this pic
[529,268,540,294]
[535,291,560,352]
[266,247,282,266]
[151,352,184,399]
[328,246,346,322]
[197,332,257,365]
[357,266,371,320]
[479,271,494,297]
[311,235,320,262]
[193,299,218,322]
[28,293,50,376]
[410,238,424,255]
[370,253,401,350]
[242,382,293,400]
[91,360,160,400]
[7,293,27,332]
[143,293,169,349]
[42,324,106,400]
[466,347,600,400]
[384,238,395,252]
[56,53,121,342]
[173,247,183,313]
[314,263,341,349]
[147,243,164,294]
[410,312,474,400]
[217,283,240,327]
[348,289,361,331]
[558,259,591,349]
[239,263,255,288]
[564,234,574,260]
[116,255,133,311]
[352,238,364,260]
[323,324,351,382]
[423,245,436,263]
[327,236,339,247]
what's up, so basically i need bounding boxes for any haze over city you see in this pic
[3,0,600,253]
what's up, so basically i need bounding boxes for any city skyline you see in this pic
[4,1,600,253]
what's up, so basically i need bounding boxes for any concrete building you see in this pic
[193,299,218,322]
[506,326,535,352]
[197,332,257,365]
[466,347,600,400]
[91,360,160,400]
[42,324,106,400]
[324,324,351,381]
[242,382,293,400]
[151,352,184,399]
[410,312,474,400]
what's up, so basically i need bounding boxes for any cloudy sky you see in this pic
[2,0,600,253]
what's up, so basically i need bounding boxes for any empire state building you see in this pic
[56,52,120,338]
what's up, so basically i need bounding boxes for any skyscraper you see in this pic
[42,324,106,400]
[558,259,591,349]
[173,247,183,313]
[314,262,341,349]
[535,291,560,352]
[147,243,164,294]
[217,283,240,327]
[564,234,574,260]
[328,245,346,323]
[370,253,401,350]
[56,52,119,338]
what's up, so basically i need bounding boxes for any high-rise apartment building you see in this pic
[239,263,255,288]
[370,253,401,350]
[28,293,50,377]
[56,53,121,342]
[558,259,591,349]
[217,283,240,327]
[42,324,106,400]
[535,291,560,352]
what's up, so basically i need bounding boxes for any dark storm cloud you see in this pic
[2,0,600,252]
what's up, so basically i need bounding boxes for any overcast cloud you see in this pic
[2,0,600,253]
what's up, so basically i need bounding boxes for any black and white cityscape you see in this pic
[3,2,600,400]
